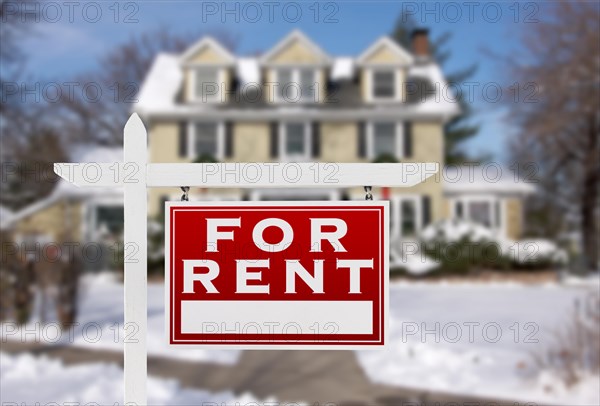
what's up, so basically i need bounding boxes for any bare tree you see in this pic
[55,28,238,145]
[506,2,599,270]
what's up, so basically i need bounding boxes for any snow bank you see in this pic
[0,352,275,405]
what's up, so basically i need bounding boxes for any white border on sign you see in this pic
[164,200,389,350]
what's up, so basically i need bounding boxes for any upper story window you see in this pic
[275,69,318,103]
[371,70,396,100]
[280,122,311,161]
[187,122,223,160]
[368,121,403,160]
[192,68,220,103]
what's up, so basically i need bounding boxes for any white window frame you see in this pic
[367,121,404,160]
[367,68,401,103]
[451,195,506,237]
[390,195,422,238]
[187,121,225,160]
[273,68,319,103]
[188,67,225,103]
[279,122,312,162]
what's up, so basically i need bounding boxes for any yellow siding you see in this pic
[187,46,229,64]
[13,200,82,243]
[269,38,321,64]
[360,70,369,101]
[320,123,358,162]
[231,123,271,162]
[364,46,406,64]
[149,122,186,164]
[506,198,523,240]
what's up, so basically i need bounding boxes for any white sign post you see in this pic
[54,113,438,405]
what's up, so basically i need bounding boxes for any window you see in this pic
[373,70,395,99]
[373,122,396,158]
[300,69,316,101]
[469,201,492,228]
[95,205,124,236]
[391,197,421,238]
[194,68,219,101]
[281,122,310,160]
[369,122,402,159]
[278,69,293,100]
[454,198,502,231]
[192,122,220,160]
[276,69,317,103]
[401,200,417,237]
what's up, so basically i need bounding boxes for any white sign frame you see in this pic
[54,113,437,405]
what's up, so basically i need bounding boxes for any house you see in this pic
[3,29,533,272]
[135,29,533,243]
[3,147,123,269]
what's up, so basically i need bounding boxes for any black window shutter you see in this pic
[178,122,188,158]
[358,121,367,158]
[456,201,464,218]
[403,122,413,158]
[422,195,431,227]
[224,121,234,158]
[311,122,320,158]
[270,122,279,158]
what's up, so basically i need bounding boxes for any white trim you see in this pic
[260,29,332,66]
[367,121,404,160]
[187,121,225,160]
[187,68,226,103]
[180,37,235,65]
[279,121,312,162]
[357,36,414,66]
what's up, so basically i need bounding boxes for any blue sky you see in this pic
[19,1,547,160]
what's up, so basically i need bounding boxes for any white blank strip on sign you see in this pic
[180,301,373,335]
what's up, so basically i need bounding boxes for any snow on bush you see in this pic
[419,219,567,271]
[0,352,276,405]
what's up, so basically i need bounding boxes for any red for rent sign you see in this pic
[165,201,389,348]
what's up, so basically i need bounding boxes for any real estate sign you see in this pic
[165,201,389,348]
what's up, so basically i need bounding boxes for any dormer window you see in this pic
[275,68,318,103]
[372,70,396,99]
[193,68,220,102]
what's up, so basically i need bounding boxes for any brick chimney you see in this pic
[411,28,430,60]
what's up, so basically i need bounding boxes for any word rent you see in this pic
[183,217,373,295]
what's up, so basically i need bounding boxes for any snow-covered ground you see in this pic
[2,273,598,404]
[357,281,599,405]
[1,273,240,364]
[0,352,273,405]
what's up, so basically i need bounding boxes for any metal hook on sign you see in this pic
[180,186,190,201]
[364,186,373,200]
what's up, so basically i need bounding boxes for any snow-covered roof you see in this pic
[135,37,460,120]
[331,57,354,80]
[4,147,124,228]
[443,165,536,195]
